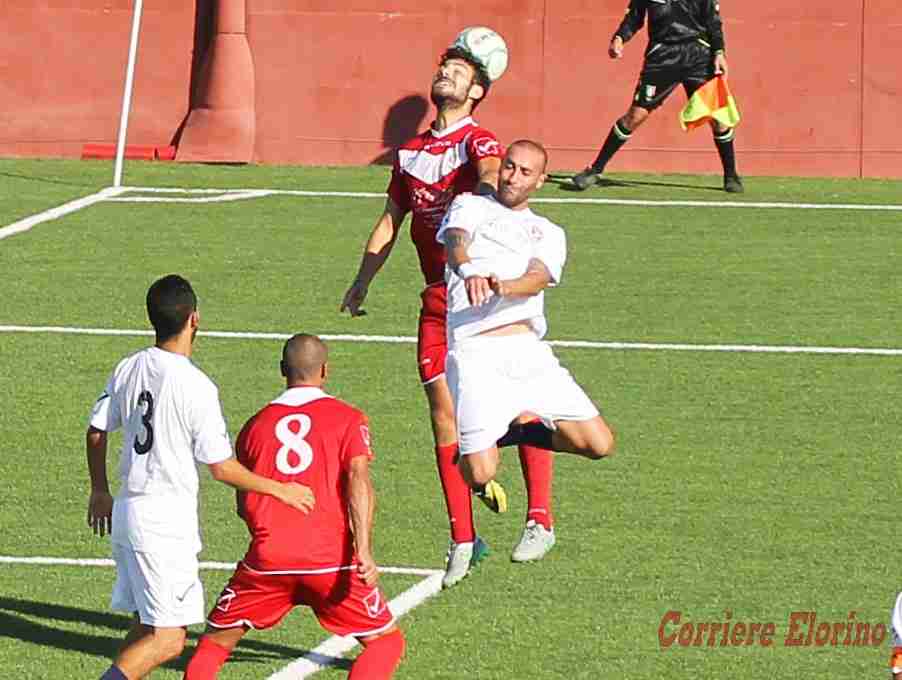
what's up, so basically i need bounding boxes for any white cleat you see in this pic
[442,536,489,589]
[511,520,556,563]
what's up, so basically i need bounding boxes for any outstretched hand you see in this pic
[341,280,369,317]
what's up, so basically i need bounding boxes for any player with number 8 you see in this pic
[183,334,405,680]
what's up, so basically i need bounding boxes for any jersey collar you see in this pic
[429,116,474,139]
[271,386,330,407]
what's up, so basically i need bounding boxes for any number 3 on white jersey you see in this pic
[274,414,314,474]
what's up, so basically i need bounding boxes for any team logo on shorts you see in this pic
[363,588,384,618]
[215,588,237,612]
[645,85,657,99]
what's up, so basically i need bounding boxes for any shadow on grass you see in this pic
[544,172,723,193]
[0,170,98,188]
[0,596,352,671]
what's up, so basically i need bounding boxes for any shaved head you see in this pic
[508,139,548,172]
[281,334,329,385]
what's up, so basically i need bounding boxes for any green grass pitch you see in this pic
[1,158,900,679]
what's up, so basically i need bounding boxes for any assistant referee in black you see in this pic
[573,0,743,193]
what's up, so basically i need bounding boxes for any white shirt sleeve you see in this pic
[190,381,233,465]
[436,194,481,244]
[88,374,122,432]
[532,222,567,286]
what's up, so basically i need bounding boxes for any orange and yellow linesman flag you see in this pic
[679,75,741,131]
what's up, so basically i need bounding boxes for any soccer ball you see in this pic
[452,26,509,82]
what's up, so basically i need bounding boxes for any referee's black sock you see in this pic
[590,120,633,172]
[714,127,738,177]
[497,421,555,450]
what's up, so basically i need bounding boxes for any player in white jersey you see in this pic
[437,140,616,502]
[86,275,315,680]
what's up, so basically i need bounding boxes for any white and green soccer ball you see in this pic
[452,26,509,82]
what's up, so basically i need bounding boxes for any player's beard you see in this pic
[496,182,530,209]
[430,78,467,110]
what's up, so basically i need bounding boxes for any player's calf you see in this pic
[351,627,405,680]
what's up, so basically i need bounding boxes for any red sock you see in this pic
[183,637,231,680]
[349,630,405,680]
[435,443,475,543]
[519,443,554,529]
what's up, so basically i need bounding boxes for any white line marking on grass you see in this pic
[116,186,902,211]
[1,324,901,357]
[0,187,127,241]
[266,572,443,679]
[107,190,275,204]
[0,555,440,577]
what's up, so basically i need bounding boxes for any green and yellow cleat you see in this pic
[476,479,508,513]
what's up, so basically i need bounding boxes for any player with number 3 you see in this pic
[86,275,315,680]
[183,333,405,680]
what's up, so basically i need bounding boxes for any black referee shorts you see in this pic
[631,41,715,111]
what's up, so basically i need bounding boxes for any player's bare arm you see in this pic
[347,455,378,586]
[208,457,315,514]
[341,197,407,317]
[473,155,502,195]
[86,425,113,537]
[444,227,494,307]
[489,258,553,299]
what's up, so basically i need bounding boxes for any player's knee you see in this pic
[458,453,496,488]
[582,421,616,460]
[623,108,649,130]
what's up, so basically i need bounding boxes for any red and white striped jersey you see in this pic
[387,116,503,286]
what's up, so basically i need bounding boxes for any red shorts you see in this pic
[206,563,395,638]
[417,282,448,385]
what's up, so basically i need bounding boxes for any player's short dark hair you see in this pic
[146,274,197,342]
[440,47,491,109]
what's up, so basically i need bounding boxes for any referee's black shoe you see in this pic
[724,175,744,193]
[572,166,603,191]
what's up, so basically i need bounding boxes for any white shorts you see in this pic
[111,542,205,628]
[446,333,600,455]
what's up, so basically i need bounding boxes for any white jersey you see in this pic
[437,193,567,343]
[89,346,233,553]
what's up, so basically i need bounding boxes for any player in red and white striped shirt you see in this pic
[342,35,557,588]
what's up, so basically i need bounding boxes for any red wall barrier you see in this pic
[0,1,195,158]
[1,1,900,178]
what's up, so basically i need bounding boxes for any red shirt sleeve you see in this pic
[387,155,411,212]
[466,128,503,162]
[341,411,374,470]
